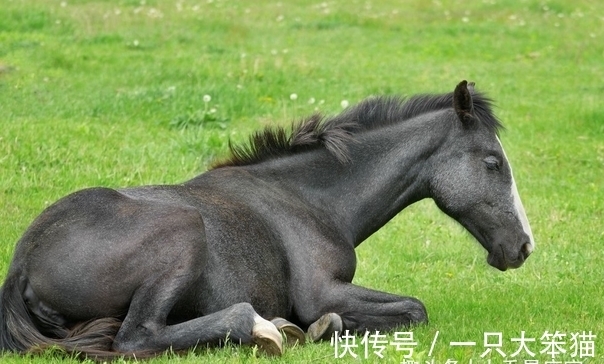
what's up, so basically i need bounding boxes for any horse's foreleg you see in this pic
[113,301,282,355]
[305,283,427,342]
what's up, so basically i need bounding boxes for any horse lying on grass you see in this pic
[0,80,534,359]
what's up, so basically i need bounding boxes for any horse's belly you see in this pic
[26,259,137,321]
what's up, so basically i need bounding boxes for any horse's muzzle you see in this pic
[487,241,532,271]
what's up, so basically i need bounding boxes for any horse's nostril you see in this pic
[521,242,532,258]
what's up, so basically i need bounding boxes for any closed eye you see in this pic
[484,156,500,171]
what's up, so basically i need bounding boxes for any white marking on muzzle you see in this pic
[497,137,535,252]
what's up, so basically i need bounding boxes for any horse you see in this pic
[0,80,534,359]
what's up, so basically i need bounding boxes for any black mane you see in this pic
[212,90,502,169]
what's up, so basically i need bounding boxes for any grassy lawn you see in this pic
[1,0,603,363]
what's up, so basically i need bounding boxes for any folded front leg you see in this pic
[305,283,428,342]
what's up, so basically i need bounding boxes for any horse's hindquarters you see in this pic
[22,187,208,322]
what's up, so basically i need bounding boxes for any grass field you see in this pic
[1,0,603,363]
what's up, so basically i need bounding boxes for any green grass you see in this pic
[1,0,603,363]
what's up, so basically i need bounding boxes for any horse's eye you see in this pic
[484,156,500,171]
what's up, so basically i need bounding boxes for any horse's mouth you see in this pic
[487,242,532,271]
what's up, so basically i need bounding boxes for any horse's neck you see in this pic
[247,113,451,246]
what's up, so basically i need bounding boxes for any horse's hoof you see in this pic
[307,312,343,342]
[252,315,283,356]
[271,317,306,346]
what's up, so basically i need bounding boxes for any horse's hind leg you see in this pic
[111,208,282,355]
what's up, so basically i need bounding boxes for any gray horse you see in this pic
[0,81,533,358]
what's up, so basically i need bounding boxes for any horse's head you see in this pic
[429,81,534,271]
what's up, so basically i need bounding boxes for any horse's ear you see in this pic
[453,80,476,126]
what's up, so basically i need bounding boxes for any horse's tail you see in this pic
[0,271,130,360]
[0,273,53,353]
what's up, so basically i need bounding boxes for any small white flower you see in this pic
[290,93,298,101]
[308,97,315,104]
[147,8,163,19]
[203,95,211,103]
[340,100,349,109]
[133,39,140,47]
[60,1,67,7]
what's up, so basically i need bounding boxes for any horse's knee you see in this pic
[336,296,428,334]
[405,297,428,325]
[112,321,158,353]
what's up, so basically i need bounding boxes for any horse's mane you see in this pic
[211,90,502,169]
